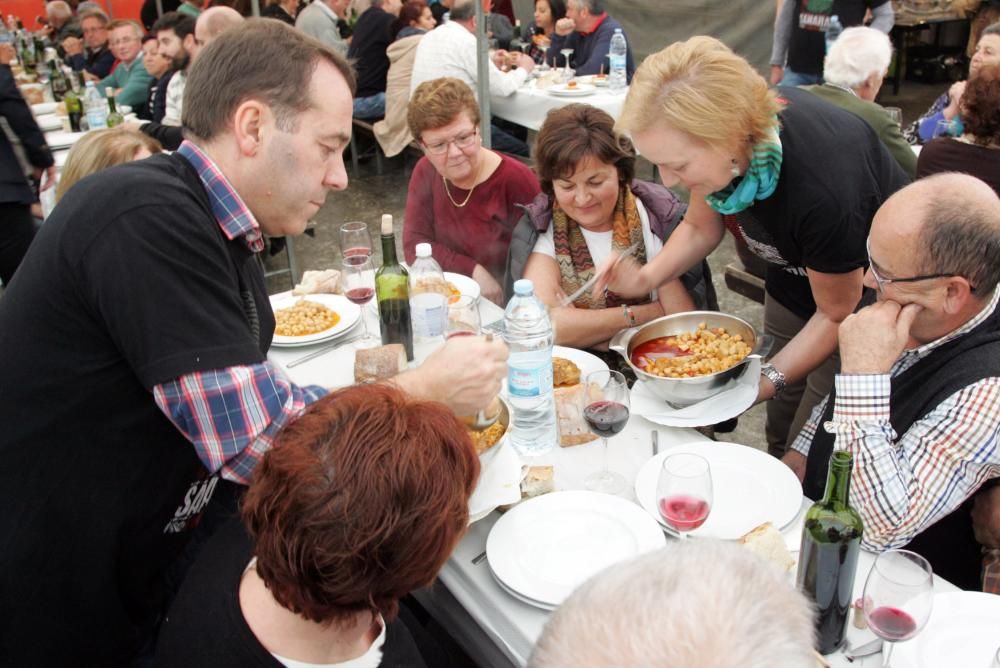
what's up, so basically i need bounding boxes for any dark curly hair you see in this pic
[242,384,479,625]
[962,63,1000,146]
[533,103,635,199]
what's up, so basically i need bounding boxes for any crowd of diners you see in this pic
[0,0,998,665]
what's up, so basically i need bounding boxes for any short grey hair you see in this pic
[569,0,603,13]
[448,0,476,21]
[983,22,1000,38]
[918,174,1000,295]
[529,540,816,668]
[47,1,73,19]
[824,26,893,89]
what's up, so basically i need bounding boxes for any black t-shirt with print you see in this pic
[733,86,909,320]
[787,0,890,76]
[154,518,428,668]
[0,153,274,665]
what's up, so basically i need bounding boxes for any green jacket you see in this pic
[98,56,154,111]
[802,84,917,178]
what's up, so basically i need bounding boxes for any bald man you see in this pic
[787,173,1000,590]
[193,5,245,54]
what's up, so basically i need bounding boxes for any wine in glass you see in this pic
[656,452,712,539]
[339,221,373,261]
[862,549,934,667]
[581,370,629,494]
[446,295,481,340]
[342,253,379,348]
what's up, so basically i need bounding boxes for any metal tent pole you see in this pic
[156,0,164,18]
[251,0,261,17]
[475,0,491,148]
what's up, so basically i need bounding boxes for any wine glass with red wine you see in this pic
[339,221,373,261]
[862,549,934,667]
[581,370,629,495]
[446,295,481,339]
[342,253,378,348]
[656,453,712,539]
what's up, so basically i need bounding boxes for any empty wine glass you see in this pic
[339,221,373,262]
[883,106,902,127]
[446,295,480,340]
[559,47,574,82]
[341,254,378,348]
[581,370,629,494]
[656,453,713,539]
[862,549,934,667]
[933,119,957,139]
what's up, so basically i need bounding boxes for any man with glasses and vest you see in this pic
[784,172,1000,592]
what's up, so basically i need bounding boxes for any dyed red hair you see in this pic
[241,383,480,624]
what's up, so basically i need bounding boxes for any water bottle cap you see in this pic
[614,28,622,33]
[513,279,534,295]
[415,242,432,258]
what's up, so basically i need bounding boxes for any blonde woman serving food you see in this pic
[597,36,909,459]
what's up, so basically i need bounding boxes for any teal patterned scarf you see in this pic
[704,128,783,215]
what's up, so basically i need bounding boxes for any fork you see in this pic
[559,241,641,307]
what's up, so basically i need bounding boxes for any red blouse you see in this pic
[403,153,541,280]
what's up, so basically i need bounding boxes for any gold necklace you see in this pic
[441,159,484,208]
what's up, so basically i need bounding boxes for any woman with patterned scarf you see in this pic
[505,104,710,355]
[596,36,909,462]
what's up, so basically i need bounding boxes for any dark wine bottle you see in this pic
[64,72,83,132]
[48,60,68,101]
[375,214,413,360]
[796,449,863,655]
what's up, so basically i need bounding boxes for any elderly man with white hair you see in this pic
[802,26,916,177]
[46,0,82,48]
[529,540,816,667]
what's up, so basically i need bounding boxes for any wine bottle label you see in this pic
[508,361,553,397]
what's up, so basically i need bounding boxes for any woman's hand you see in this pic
[472,264,504,305]
[943,80,966,120]
[590,252,650,299]
[769,65,784,86]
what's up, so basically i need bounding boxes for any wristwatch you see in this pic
[760,363,786,398]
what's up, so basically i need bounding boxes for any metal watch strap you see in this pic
[761,362,786,397]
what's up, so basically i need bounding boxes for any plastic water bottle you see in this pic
[608,28,627,92]
[409,242,449,343]
[83,81,108,130]
[825,15,843,54]
[504,279,557,456]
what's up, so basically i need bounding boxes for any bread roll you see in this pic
[354,344,406,383]
[521,466,554,499]
[554,383,599,447]
[738,521,795,573]
[292,269,341,295]
[553,357,581,387]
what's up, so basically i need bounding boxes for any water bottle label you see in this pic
[508,361,553,397]
[609,54,626,70]
[411,302,446,337]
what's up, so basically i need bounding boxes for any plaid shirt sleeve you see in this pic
[825,373,1000,551]
[153,362,327,485]
[790,395,830,457]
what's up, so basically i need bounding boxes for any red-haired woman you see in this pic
[153,384,480,667]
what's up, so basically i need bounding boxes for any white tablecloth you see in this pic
[270,297,960,668]
[490,80,626,132]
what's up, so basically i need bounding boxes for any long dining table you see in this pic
[269,296,961,668]
[489,77,627,132]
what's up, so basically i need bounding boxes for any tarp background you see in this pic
[509,0,776,73]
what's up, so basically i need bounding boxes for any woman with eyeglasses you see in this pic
[596,37,909,460]
[403,78,540,305]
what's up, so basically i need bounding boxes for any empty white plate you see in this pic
[634,441,802,539]
[486,490,665,607]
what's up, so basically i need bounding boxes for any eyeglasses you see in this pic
[110,36,139,46]
[866,237,973,292]
[422,128,479,155]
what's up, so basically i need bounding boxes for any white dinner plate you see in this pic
[444,271,481,304]
[574,75,609,87]
[269,292,361,347]
[43,130,86,150]
[630,357,760,428]
[892,592,1000,667]
[634,441,802,539]
[553,346,609,381]
[468,442,523,524]
[35,114,63,132]
[491,566,558,611]
[31,102,58,116]
[486,490,665,607]
[548,83,597,97]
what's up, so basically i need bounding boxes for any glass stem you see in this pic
[881,641,894,667]
[602,437,609,474]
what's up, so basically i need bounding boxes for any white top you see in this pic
[531,198,662,300]
[162,70,185,128]
[409,20,527,98]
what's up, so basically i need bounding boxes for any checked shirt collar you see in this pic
[177,140,265,253]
